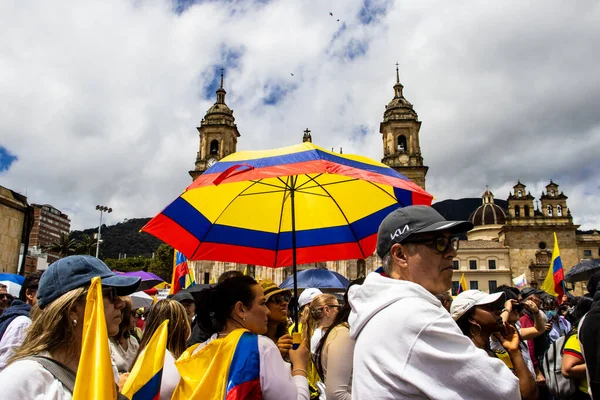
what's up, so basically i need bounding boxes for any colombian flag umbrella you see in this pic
[142,142,433,321]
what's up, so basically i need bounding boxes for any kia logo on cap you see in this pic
[390,225,409,240]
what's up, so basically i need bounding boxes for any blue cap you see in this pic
[37,255,141,309]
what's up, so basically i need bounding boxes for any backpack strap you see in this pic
[23,356,76,393]
[22,355,129,400]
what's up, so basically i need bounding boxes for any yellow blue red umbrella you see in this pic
[143,142,432,267]
[142,142,433,323]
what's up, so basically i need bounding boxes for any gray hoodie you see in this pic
[348,272,520,400]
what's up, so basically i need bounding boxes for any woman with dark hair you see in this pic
[109,296,139,373]
[451,290,539,400]
[315,278,364,400]
[562,296,593,400]
[172,276,309,400]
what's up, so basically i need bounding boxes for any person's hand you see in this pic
[504,299,517,313]
[545,322,552,332]
[536,369,546,385]
[494,324,520,352]
[276,334,293,359]
[118,373,130,392]
[524,299,539,314]
[289,341,309,372]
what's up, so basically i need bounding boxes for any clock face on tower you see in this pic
[399,154,409,165]
[207,157,218,168]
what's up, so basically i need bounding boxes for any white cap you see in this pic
[298,288,323,308]
[450,290,505,321]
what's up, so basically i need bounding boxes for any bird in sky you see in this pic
[329,12,333,16]
[291,73,294,76]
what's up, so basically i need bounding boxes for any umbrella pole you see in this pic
[290,186,299,331]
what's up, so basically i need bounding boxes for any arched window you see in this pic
[524,205,530,217]
[550,189,555,196]
[515,205,521,217]
[210,139,219,155]
[397,135,407,152]
[557,205,562,216]
[517,190,522,198]
[547,205,553,217]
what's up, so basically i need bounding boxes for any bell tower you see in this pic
[189,69,240,181]
[380,64,428,189]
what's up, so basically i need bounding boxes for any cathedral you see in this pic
[187,68,600,292]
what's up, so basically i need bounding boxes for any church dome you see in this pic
[468,190,507,226]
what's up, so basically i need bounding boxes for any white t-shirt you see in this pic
[310,328,323,355]
[190,333,309,400]
[160,351,180,400]
[0,352,72,400]
[109,336,139,373]
[0,316,31,372]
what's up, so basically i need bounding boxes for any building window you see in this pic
[451,281,459,296]
[210,139,219,155]
[470,281,479,290]
[489,280,498,293]
[469,260,477,270]
[550,189,555,196]
[557,205,562,216]
[517,190,522,197]
[515,205,520,217]
[547,205,553,217]
[397,135,407,152]
[453,260,459,270]
[584,250,593,258]
[488,260,496,270]
[524,205,530,217]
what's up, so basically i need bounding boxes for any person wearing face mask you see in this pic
[544,298,571,343]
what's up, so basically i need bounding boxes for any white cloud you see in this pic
[1,0,599,230]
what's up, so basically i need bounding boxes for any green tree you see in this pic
[44,233,77,257]
[148,244,174,282]
[76,234,97,255]
[104,257,152,272]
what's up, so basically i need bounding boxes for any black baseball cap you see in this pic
[376,205,473,258]
[37,255,141,309]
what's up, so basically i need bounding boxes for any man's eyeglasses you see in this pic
[0,293,14,302]
[403,236,460,253]
[269,293,291,305]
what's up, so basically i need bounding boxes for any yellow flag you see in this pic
[122,320,169,399]
[73,277,116,400]
[243,266,248,276]
[210,275,217,284]
[540,232,564,299]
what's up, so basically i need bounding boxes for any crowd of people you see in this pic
[0,205,599,399]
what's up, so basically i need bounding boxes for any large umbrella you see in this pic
[280,268,350,290]
[130,291,154,309]
[142,142,433,325]
[118,271,165,291]
[0,273,25,285]
[565,258,600,283]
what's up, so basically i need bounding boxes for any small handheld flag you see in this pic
[171,250,195,295]
[122,319,169,400]
[512,274,527,289]
[540,232,565,303]
[457,273,468,294]
[72,277,116,400]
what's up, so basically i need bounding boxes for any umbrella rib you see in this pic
[363,180,402,203]
[297,177,359,190]
[238,189,288,196]
[273,176,291,267]
[249,180,288,190]
[191,179,264,258]
[303,174,367,259]
[294,173,323,190]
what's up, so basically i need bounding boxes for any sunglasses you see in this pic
[0,293,14,301]
[403,236,460,253]
[101,287,120,304]
[269,293,291,305]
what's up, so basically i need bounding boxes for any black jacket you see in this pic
[579,300,600,398]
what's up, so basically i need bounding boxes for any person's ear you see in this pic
[391,243,409,268]
[25,288,36,303]
[233,300,246,320]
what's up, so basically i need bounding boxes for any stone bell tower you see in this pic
[380,64,428,190]
[189,69,240,181]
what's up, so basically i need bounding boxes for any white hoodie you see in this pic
[348,272,520,400]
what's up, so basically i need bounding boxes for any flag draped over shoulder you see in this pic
[541,232,565,302]
[172,329,261,400]
[122,319,169,400]
[72,277,116,400]
[457,273,468,294]
[170,250,195,295]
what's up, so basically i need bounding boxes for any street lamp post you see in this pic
[95,205,112,258]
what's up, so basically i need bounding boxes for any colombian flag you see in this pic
[457,273,468,294]
[170,250,195,295]
[122,319,169,400]
[72,277,116,400]
[540,232,565,303]
[172,329,261,400]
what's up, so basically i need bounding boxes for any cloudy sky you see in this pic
[1,0,599,231]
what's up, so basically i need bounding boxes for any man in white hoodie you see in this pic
[348,206,520,400]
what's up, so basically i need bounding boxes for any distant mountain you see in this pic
[432,197,507,221]
[71,218,162,259]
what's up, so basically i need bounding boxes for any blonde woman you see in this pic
[0,255,140,400]
[301,294,341,354]
[131,299,191,400]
